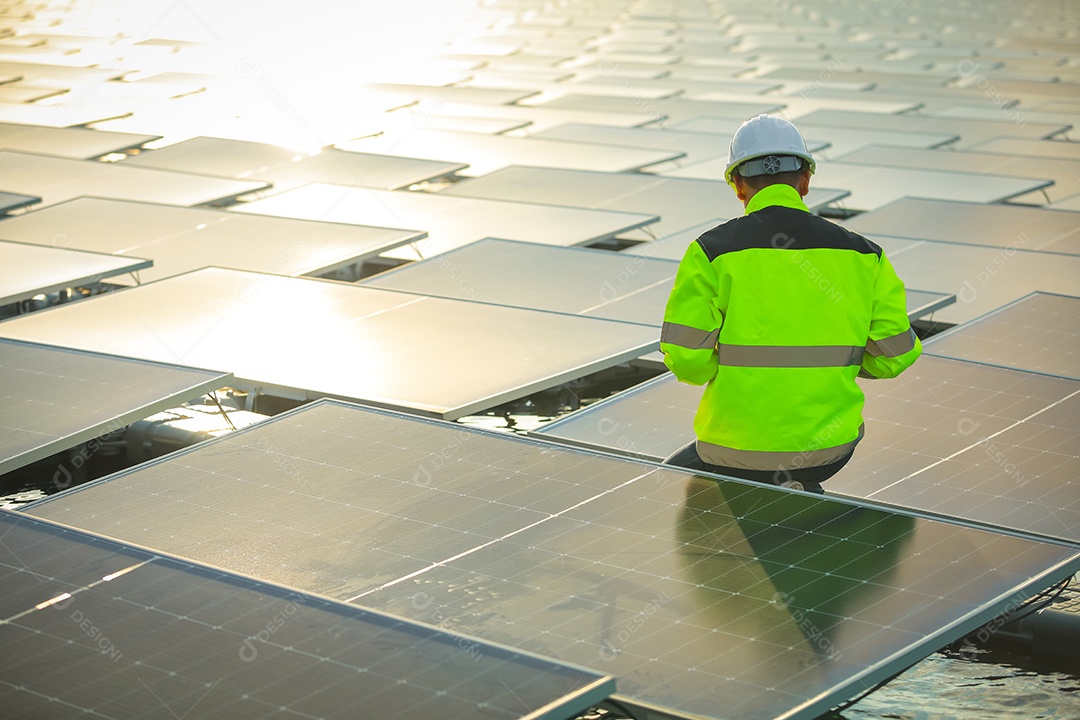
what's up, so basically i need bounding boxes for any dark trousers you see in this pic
[663,441,854,495]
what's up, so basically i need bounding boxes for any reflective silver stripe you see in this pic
[660,322,719,350]
[866,328,918,358]
[696,425,864,471]
[716,344,863,368]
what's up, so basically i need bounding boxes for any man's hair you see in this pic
[737,158,809,192]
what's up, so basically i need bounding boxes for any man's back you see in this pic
[659,115,921,490]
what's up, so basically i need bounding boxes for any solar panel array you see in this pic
[3,0,1080,717]
[0,121,159,160]
[335,128,685,176]
[360,238,678,327]
[27,399,1080,720]
[0,197,426,284]
[235,182,659,260]
[664,158,1053,213]
[0,239,150,306]
[441,166,849,239]
[925,293,1080,380]
[534,353,1080,544]
[122,137,467,192]
[835,146,1080,204]
[0,190,40,215]
[843,199,1080,256]
[0,151,270,208]
[0,267,659,420]
[0,338,230,475]
[0,510,613,719]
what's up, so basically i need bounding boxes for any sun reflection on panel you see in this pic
[43,0,493,150]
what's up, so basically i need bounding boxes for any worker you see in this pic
[660,114,922,494]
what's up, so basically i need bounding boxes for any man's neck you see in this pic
[744,183,810,215]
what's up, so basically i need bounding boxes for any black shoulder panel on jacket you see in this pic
[695,206,883,261]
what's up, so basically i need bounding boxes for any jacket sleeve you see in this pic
[860,251,922,379]
[661,241,723,385]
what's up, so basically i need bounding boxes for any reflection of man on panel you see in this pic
[676,476,913,681]
[661,115,922,493]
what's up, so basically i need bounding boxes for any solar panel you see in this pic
[565,75,785,97]
[122,137,466,192]
[924,292,1080,380]
[26,399,1080,720]
[405,115,534,135]
[794,109,1070,149]
[462,76,680,104]
[80,79,431,150]
[665,159,1052,213]
[750,65,956,88]
[622,219,725,261]
[669,118,961,158]
[480,54,574,71]
[0,122,158,160]
[1052,194,1080,212]
[0,99,132,128]
[385,99,661,134]
[90,106,382,153]
[532,373,697,460]
[563,60,701,79]
[0,510,613,720]
[0,240,151,306]
[360,238,676,326]
[525,94,785,125]
[462,68,577,85]
[335,129,683,176]
[952,76,1080,101]
[0,267,659,420]
[834,145,1080,203]
[0,151,269,208]
[932,105,1080,130]
[823,85,1031,115]
[534,355,1080,543]
[0,197,425,284]
[0,190,39,215]
[441,167,848,239]
[905,289,957,319]
[81,78,209,101]
[234,182,659,261]
[364,82,542,106]
[830,358,1080,543]
[843,198,1080,256]
[870,235,1080,324]
[971,138,1080,162]
[691,90,925,118]
[533,124,829,166]
[0,84,65,103]
[0,65,121,87]
[0,338,230,476]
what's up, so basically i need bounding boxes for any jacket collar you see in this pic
[744,183,810,215]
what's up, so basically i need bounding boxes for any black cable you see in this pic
[596,698,642,720]
[829,663,913,714]
[997,576,1072,626]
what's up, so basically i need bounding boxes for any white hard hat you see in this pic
[724,114,816,183]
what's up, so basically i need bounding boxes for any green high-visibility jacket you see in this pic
[660,184,921,473]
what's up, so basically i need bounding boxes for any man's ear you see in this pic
[796,168,811,197]
[732,174,750,204]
